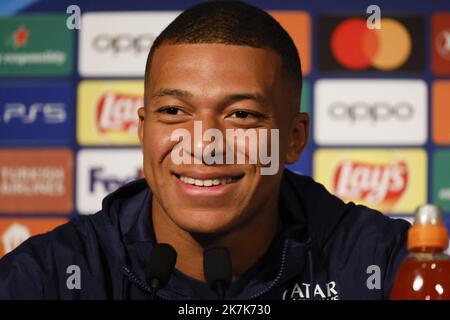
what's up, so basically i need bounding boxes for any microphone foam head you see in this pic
[203,246,232,289]
[148,243,177,287]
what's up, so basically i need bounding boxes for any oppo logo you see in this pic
[92,34,155,53]
[328,101,414,122]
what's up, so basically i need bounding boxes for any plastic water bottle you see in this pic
[390,204,450,300]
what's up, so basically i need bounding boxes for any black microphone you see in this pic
[148,243,177,300]
[203,246,232,300]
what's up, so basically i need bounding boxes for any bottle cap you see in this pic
[408,204,449,250]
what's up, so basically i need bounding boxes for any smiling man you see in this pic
[0,1,409,300]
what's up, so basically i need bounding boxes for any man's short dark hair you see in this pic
[144,0,302,107]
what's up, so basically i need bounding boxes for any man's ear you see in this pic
[285,112,310,164]
[137,107,145,148]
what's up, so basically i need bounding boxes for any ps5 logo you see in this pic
[2,103,66,124]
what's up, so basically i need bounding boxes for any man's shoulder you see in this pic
[281,169,410,247]
[0,211,127,299]
[1,178,150,271]
[336,203,410,252]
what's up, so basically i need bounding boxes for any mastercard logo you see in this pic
[330,18,411,71]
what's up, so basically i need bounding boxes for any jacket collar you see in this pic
[101,169,350,298]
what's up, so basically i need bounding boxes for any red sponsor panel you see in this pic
[0,149,73,213]
[432,13,450,76]
[270,11,311,75]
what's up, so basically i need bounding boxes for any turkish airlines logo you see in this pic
[333,161,408,207]
[1,165,66,196]
[318,15,424,72]
[0,149,73,213]
[96,92,141,134]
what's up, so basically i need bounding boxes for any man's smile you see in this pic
[172,171,245,196]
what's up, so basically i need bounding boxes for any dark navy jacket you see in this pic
[0,170,410,300]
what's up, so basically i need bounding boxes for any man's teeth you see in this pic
[178,175,235,186]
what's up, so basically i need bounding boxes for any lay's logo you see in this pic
[77,80,143,146]
[333,161,407,211]
[314,149,427,214]
[96,92,141,134]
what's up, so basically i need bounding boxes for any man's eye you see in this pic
[231,110,264,119]
[159,107,182,115]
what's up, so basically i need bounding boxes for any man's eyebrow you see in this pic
[151,88,193,100]
[222,93,268,107]
[151,88,268,107]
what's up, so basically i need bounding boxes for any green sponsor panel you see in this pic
[0,15,73,76]
[300,80,309,113]
[433,150,450,212]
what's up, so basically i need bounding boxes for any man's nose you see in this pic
[190,116,226,164]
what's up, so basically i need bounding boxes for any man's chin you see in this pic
[172,209,242,237]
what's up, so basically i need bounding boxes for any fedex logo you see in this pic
[89,167,142,193]
[2,103,66,124]
[76,149,143,215]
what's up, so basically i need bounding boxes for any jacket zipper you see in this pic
[245,239,289,300]
[122,239,290,300]
[121,266,172,300]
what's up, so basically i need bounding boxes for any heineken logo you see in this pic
[0,15,73,76]
[13,26,29,48]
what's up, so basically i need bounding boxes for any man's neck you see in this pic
[151,198,279,282]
